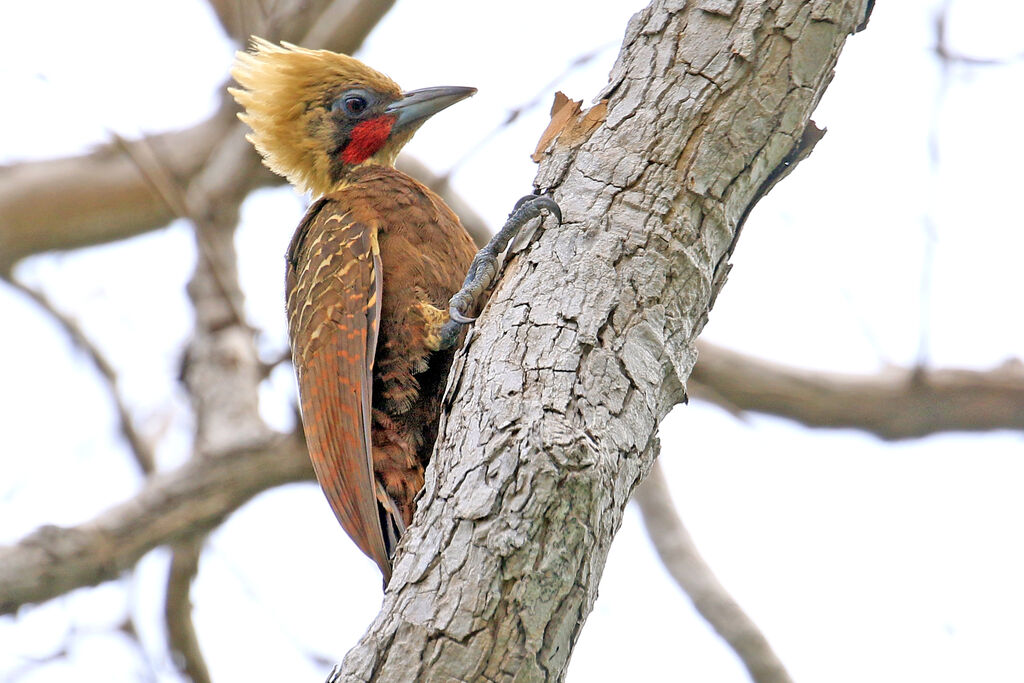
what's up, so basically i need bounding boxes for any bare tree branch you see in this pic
[4,342,1017,617]
[167,53,267,679]
[112,131,252,329]
[0,129,488,274]
[690,342,1024,440]
[166,537,212,683]
[298,0,396,52]
[932,1,1024,66]
[0,139,485,276]
[0,0,397,272]
[205,0,270,43]
[206,0,395,51]
[0,433,312,615]
[0,116,235,271]
[3,277,156,474]
[635,461,791,683]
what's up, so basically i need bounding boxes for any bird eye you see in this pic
[344,96,368,115]
[331,90,374,118]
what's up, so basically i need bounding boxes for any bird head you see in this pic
[230,37,476,196]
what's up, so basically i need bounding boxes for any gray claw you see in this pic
[513,194,535,211]
[509,192,561,224]
[513,194,562,225]
[449,308,476,324]
[534,196,563,224]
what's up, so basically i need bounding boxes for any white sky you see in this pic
[1,1,1023,681]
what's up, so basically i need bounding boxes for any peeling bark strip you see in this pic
[350,1,872,680]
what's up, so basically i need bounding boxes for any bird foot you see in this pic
[438,194,561,349]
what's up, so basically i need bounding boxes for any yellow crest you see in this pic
[229,37,403,196]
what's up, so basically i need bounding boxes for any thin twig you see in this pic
[108,132,250,330]
[4,276,156,474]
[436,43,615,183]
[932,3,1024,65]
[635,462,792,683]
[166,537,212,683]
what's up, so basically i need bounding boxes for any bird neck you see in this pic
[327,154,400,193]
[324,160,413,197]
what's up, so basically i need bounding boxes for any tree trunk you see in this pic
[336,0,872,680]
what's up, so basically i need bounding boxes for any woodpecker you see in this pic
[230,38,557,584]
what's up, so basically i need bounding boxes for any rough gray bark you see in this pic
[336,1,873,680]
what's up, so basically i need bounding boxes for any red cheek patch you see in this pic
[342,115,396,165]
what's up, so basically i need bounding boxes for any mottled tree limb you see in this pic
[635,461,791,683]
[168,66,264,680]
[691,342,1024,440]
[336,1,875,681]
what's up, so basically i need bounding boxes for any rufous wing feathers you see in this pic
[287,201,394,581]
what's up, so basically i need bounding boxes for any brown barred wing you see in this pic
[285,200,393,582]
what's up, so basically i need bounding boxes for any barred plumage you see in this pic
[232,39,476,584]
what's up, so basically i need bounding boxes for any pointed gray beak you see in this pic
[385,86,477,131]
